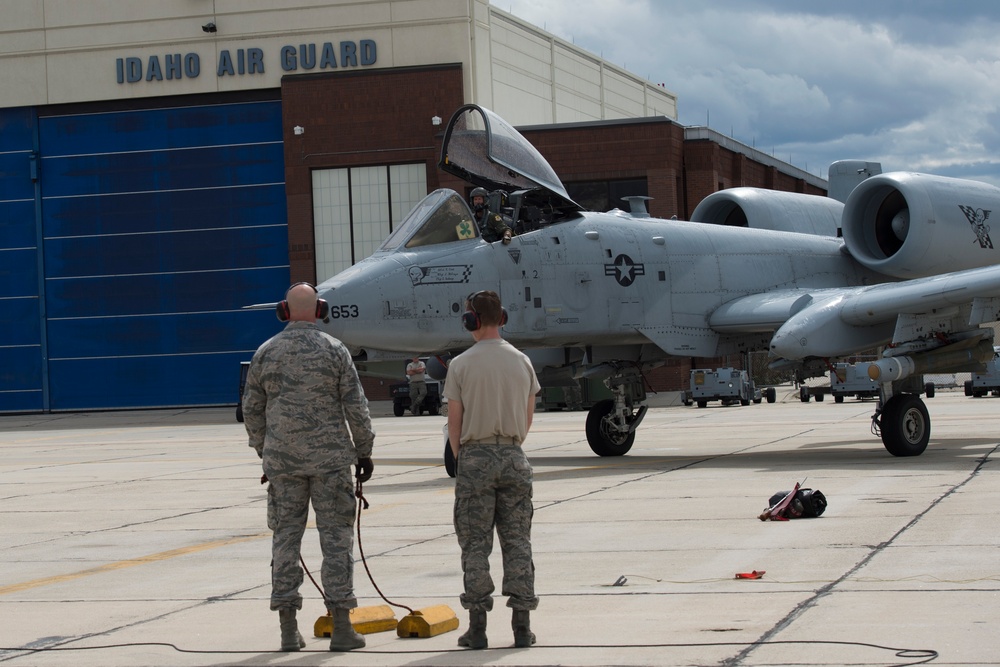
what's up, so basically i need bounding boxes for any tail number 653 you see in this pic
[331,305,359,318]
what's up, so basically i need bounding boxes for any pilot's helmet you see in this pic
[470,187,488,211]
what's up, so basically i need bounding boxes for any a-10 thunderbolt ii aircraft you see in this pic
[314,104,1000,463]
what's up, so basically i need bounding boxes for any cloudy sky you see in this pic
[492,0,1000,186]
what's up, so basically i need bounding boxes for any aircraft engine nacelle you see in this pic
[426,354,451,381]
[690,188,842,237]
[841,172,1000,279]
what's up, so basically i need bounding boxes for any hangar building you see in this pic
[0,0,825,413]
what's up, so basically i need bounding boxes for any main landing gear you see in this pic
[873,390,931,457]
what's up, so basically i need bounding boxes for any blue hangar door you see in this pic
[20,98,289,411]
[0,108,42,412]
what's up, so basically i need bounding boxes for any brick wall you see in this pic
[281,64,466,284]
[522,119,688,219]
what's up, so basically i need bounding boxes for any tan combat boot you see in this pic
[278,608,305,652]
[512,609,536,648]
[457,609,488,649]
[328,608,365,652]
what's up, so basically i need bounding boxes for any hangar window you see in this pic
[566,178,647,213]
[312,163,427,282]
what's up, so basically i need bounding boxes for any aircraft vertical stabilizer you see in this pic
[828,159,882,204]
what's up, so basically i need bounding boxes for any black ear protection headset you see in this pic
[276,282,330,322]
[462,290,508,331]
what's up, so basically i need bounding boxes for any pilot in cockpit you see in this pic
[470,187,514,245]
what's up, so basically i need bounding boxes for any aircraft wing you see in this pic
[838,265,1000,326]
[709,264,1000,360]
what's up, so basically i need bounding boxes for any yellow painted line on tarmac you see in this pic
[0,532,269,596]
[1,498,417,597]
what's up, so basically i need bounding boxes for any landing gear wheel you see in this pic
[880,394,930,457]
[585,399,635,456]
[444,439,456,478]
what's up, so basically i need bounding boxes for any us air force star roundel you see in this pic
[604,254,645,287]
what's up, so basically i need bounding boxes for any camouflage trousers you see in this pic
[409,380,427,412]
[453,444,538,612]
[267,469,358,612]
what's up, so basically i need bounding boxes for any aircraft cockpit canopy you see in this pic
[377,189,479,252]
[439,104,583,217]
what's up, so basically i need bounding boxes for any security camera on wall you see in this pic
[202,22,217,33]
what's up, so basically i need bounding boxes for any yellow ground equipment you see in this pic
[395,604,460,638]
[311,480,460,640]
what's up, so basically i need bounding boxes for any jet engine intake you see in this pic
[690,188,842,237]
[841,172,1000,279]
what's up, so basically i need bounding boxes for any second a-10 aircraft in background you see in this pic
[315,104,1000,463]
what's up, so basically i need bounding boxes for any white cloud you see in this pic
[492,0,1000,185]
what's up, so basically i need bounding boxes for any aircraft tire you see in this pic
[444,439,456,478]
[585,399,635,456]
[880,394,930,457]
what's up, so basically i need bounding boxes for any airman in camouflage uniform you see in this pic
[444,290,541,650]
[242,282,375,653]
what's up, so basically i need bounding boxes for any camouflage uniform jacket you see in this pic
[243,321,374,477]
[476,209,512,243]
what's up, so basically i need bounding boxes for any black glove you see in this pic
[356,457,374,483]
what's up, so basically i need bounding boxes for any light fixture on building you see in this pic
[202,22,217,33]
[293,126,305,136]
[431,116,442,126]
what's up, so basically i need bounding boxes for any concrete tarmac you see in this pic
[1,388,997,666]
